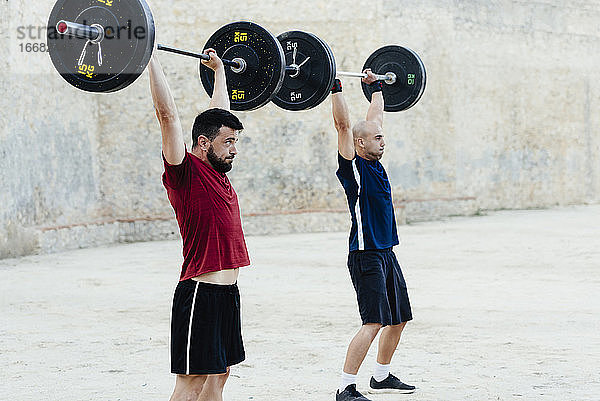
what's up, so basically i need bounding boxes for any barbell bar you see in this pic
[48,0,287,106]
[56,20,101,41]
[56,19,285,73]
[336,70,397,85]
[56,20,399,86]
[55,20,402,90]
[48,0,425,111]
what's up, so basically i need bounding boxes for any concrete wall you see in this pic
[1,0,599,258]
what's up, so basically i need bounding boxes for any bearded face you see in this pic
[204,127,239,174]
[207,144,234,173]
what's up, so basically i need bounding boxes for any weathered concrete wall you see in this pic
[1,0,599,258]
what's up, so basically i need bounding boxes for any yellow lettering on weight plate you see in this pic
[78,64,95,79]
[234,32,248,43]
[97,0,114,6]
[231,90,245,100]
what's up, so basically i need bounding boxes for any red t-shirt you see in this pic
[162,151,250,281]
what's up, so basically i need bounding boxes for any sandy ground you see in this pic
[1,205,599,401]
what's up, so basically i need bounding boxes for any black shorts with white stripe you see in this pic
[170,279,245,375]
[347,248,413,326]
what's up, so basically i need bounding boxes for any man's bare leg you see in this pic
[369,322,415,394]
[197,368,230,401]
[376,322,406,364]
[343,323,382,374]
[169,375,207,401]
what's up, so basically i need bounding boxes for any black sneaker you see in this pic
[336,384,372,401]
[369,373,416,394]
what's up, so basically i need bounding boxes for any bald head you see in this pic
[352,120,381,140]
[352,120,385,161]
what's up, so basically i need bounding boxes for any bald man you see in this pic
[331,72,415,401]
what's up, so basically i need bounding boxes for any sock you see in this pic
[339,371,357,392]
[373,362,390,382]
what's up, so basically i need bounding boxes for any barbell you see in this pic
[47,0,426,111]
[271,31,426,112]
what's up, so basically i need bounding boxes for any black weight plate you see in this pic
[296,33,336,110]
[48,0,155,93]
[200,22,285,111]
[272,31,336,111]
[316,35,337,106]
[361,45,426,112]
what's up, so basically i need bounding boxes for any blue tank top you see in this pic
[336,153,399,251]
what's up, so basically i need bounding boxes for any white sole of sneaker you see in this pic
[367,388,416,394]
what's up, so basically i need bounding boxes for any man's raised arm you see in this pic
[149,54,185,165]
[202,49,230,111]
[331,79,355,160]
[363,69,384,129]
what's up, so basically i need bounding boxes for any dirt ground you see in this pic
[1,205,599,401]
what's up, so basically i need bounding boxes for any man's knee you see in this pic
[215,368,230,386]
[362,323,383,338]
[393,321,407,330]
[205,368,230,391]
[191,376,208,391]
[384,321,407,336]
[365,323,383,330]
[171,375,207,401]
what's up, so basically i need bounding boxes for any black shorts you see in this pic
[347,248,413,326]
[170,280,245,375]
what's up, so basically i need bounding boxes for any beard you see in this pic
[207,145,234,173]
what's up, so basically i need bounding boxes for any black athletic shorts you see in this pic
[171,279,245,375]
[347,248,413,326]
